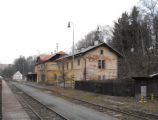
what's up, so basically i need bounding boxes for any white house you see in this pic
[12,71,23,81]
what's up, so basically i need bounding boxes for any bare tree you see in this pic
[76,26,112,50]
[139,0,158,17]
[139,0,158,48]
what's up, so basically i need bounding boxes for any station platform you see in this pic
[2,80,30,120]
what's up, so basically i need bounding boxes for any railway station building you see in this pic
[34,41,122,85]
[35,51,66,84]
[56,42,122,84]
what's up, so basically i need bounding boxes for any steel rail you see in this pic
[17,93,43,120]
[12,83,70,120]
[63,96,157,120]
[25,83,158,120]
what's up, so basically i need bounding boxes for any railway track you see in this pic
[24,83,158,120]
[15,92,43,120]
[9,82,69,120]
[64,96,158,120]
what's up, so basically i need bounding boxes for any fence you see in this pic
[75,78,135,96]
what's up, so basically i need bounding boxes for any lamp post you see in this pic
[68,21,75,69]
[68,21,75,88]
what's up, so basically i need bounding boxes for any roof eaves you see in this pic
[102,43,123,57]
[149,73,158,78]
[56,42,123,61]
[76,42,123,57]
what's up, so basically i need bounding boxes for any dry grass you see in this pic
[50,86,158,115]
[26,82,158,115]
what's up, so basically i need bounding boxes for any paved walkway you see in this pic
[13,82,117,120]
[2,80,30,120]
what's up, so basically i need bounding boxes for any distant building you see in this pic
[12,71,23,81]
[25,72,37,82]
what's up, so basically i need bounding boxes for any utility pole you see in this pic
[68,21,75,88]
[68,21,75,69]
[56,43,59,52]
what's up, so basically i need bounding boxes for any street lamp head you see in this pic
[68,21,71,28]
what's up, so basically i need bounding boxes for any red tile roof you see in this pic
[39,54,52,62]
[56,51,65,55]
[36,51,66,64]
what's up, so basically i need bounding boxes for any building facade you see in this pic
[56,42,122,83]
[12,71,23,81]
[35,43,122,85]
[35,52,66,84]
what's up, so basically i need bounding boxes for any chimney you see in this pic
[74,49,79,53]
[81,48,85,51]
[94,41,99,46]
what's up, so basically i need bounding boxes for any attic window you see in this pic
[100,50,103,55]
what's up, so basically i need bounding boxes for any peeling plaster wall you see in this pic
[45,62,59,84]
[58,46,118,81]
[35,45,119,84]
[84,46,118,80]
[35,61,60,84]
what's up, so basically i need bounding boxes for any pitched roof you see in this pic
[46,51,67,62]
[133,73,158,80]
[56,51,65,55]
[36,51,66,65]
[14,71,22,75]
[39,54,52,61]
[77,43,122,57]
[35,54,52,64]
[56,42,123,61]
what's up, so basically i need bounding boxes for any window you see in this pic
[78,59,80,66]
[102,60,105,69]
[100,50,103,55]
[67,62,69,70]
[41,74,45,81]
[58,64,60,70]
[71,62,73,69]
[98,60,105,69]
[98,60,101,69]
[103,75,106,80]
[54,74,57,80]
[62,63,65,70]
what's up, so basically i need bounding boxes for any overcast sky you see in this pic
[0,0,139,64]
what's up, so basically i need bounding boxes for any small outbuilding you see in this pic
[12,71,23,81]
[26,72,37,82]
[133,73,158,99]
